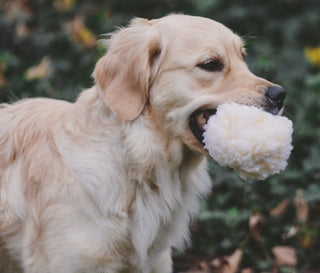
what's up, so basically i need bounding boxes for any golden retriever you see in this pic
[0,14,286,273]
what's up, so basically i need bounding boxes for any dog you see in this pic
[0,14,286,273]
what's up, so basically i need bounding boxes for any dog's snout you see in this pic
[265,86,286,109]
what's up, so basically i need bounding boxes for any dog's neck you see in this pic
[73,87,203,171]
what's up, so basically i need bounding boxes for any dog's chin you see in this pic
[189,108,216,146]
[263,105,284,116]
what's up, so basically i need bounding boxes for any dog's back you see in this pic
[0,98,71,167]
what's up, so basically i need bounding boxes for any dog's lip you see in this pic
[189,108,217,145]
[263,105,283,116]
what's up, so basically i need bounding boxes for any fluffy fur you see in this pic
[0,14,283,273]
[203,103,293,180]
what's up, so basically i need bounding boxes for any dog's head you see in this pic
[94,14,286,155]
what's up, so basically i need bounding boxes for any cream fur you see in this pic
[203,103,293,180]
[0,14,279,273]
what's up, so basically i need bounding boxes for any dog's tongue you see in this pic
[190,109,217,144]
[196,109,217,130]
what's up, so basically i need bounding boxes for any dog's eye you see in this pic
[197,59,224,72]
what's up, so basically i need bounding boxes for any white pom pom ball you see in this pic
[203,103,293,180]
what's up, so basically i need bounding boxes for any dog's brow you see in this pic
[161,65,188,73]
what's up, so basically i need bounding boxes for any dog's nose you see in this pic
[265,86,286,110]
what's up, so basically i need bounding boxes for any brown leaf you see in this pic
[15,22,31,39]
[249,213,263,242]
[226,249,243,273]
[3,0,30,20]
[211,256,224,269]
[199,261,212,272]
[272,246,297,267]
[25,57,51,81]
[211,249,243,273]
[187,271,209,273]
[270,200,289,218]
[54,0,75,11]
[66,16,96,49]
[294,189,309,223]
[241,269,254,273]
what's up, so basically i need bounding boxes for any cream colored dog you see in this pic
[0,14,286,273]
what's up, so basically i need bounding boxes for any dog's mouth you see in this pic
[189,103,282,145]
[189,109,217,145]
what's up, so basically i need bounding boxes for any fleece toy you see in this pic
[203,103,293,180]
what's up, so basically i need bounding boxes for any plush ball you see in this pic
[203,103,293,180]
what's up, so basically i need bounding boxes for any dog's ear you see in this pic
[93,18,161,121]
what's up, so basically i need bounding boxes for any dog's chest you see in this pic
[62,133,211,270]
[125,160,209,269]
[72,167,193,271]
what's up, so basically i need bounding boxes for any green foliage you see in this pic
[1,0,320,271]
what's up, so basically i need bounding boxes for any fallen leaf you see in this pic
[286,226,299,238]
[270,200,289,218]
[199,260,212,272]
[305,46,320,68]
[3,0,30,20]
[272,246,297,267]
[187,271,208,273]
[299,233,313,249]
[226,249,243,273]
[249,213,263,242]
[67,16,96,49]
[25,57,51,81]
[211,256,224,268]
[241,269,254,273]
[211,249,243,273]
[54,0,75,11]
[294,189,309,223]
[15,22,31,39]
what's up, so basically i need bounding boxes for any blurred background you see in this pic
[0,0,320,272]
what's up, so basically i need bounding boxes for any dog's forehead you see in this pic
[152,14,243,53]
